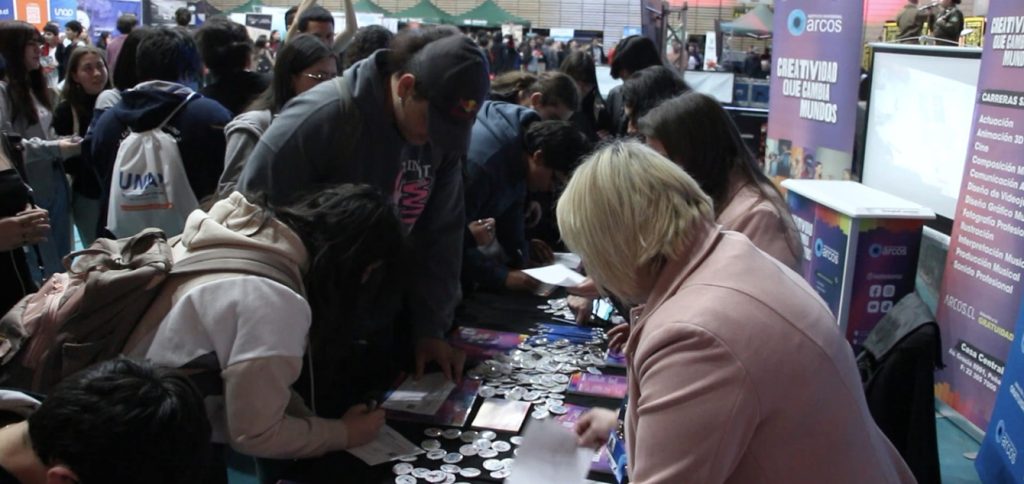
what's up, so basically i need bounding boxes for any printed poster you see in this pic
[244,13,271,41]
[936,2,1024,433]
[78,0,143,43]
[49,0,76,28]
[788,190,850,319]
[766,0,863,186]
[16,0,49,30]
[958,4,1024,481]
[0,0,13,20]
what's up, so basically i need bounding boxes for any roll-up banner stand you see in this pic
[944,2,1024,481]
[765,0,863,187]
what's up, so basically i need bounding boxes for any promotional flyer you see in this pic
[766,0,862,184]
[963,2,1024,480]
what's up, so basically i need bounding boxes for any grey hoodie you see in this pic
[237,51,463,339]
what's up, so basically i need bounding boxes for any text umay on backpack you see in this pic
[0,229,304,393]
[106,92,198,238]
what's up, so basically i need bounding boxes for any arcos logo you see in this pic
[788,9,844,36]
[787,9,807,36]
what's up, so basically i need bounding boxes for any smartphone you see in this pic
[592,298,615,322]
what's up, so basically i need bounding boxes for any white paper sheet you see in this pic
[508,420,594,484]
[553,252,582,270]
[380,372,456,416]
[346,425,424,466]
[522,264,587,287]
[470,398,532,432]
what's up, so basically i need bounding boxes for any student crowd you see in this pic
[0,4,917,483]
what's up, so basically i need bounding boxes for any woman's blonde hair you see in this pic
[557,140,714,303]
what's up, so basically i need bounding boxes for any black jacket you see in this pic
[200,71,271,116]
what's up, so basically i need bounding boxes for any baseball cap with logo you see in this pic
[406,35,490,154]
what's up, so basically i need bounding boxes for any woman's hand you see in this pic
[0,207,49,252]
[341,404,386,448]
[575,407,619,449]
[607,323,631,353]
[58,137,82,159]
[568,295,593,324]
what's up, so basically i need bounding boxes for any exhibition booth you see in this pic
[765,2,1024,482]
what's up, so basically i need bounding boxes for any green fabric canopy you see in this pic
[387,0,455,24]
[720,4,773,39]
[452,0,529,28]
[352,0,390,15]
[226,0,261,14]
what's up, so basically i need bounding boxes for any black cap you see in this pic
[610,35,662,80]
[407,35,490,154]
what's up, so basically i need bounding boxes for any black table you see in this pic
[273,290,624,484]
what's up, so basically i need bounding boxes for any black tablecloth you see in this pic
[274,289,624,484]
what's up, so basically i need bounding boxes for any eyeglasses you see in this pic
[303,72,334,82]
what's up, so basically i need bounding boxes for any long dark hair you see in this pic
[0,21,50,126]
[112,26,153,91]
[271,185,405,348]
[60,46,111,122]
[248,34,333,114]
[638,91,794,222]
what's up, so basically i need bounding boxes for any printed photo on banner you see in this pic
[766,139,852,183]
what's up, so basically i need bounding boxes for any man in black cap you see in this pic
[602,35,662,136]
[237,26,489,389]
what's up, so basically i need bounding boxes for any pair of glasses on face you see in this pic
[303,72,334,82]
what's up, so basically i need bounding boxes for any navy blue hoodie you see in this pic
[463,101,540,290]
[88,81,232,234]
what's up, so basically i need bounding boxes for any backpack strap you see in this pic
[156,92,197,131]
[62,228,171,274]
[170,247,305,298]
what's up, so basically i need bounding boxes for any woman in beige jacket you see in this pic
[561,141,915,484]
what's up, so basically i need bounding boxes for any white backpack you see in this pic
[106,93,199,238]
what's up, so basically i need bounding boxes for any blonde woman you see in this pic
[563,141,914,484]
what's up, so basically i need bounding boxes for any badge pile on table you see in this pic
[389,324,614,483]
[536,298,577,322]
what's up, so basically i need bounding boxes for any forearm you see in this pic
[333,0,358,50]
[286,0,318,40]
[222,357,349,459]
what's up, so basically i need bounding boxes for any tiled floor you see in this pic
[938,413,983,484]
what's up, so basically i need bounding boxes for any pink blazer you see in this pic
[717,180,803,274]
[623,224,916,484]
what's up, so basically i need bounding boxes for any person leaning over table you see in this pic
[563,141,916,484]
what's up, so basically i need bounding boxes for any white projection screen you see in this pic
[862,45,982,221]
